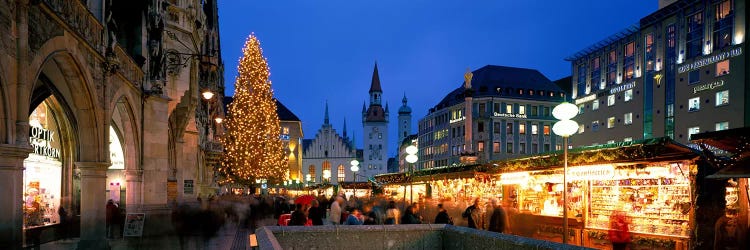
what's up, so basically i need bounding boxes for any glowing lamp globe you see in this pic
[552,102,578,120]
[350,159,359,167]
[202,90,215,100]
[553,120,579,137]
[405,154,418,164]
[214,117,223,124]
[323,170,331,179]
[405,145,418,155]
[305,174,311,182]
[350,165,359,172]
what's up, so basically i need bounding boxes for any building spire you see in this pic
[385,102,390,113]
[342,118,348,138]
[369,62,382,93]
[402,92,408,105]
[324,100,330,125]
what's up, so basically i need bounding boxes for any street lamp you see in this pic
[350,159,360,198]
[405,145,418,204]
[552,102,579,245]
[202,90,215,140]
[322,170,331,183]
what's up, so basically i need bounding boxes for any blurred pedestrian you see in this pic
[488,199,507,233]
[434,204,453,225]
[106,199,119,239]
[608,210,631,250]
[289,203,307,226]
[329,196,344,225]
[385,201,400,225]
[462,198,484,229]
[345,208,364,225]
[401,205,422,224]
[362,203,379,225]
[308,200,325,225]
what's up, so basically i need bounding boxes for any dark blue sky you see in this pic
[218,0,657,156]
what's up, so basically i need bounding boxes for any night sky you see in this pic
[218,0,657,156]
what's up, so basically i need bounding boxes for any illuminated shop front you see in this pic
[107,126,126,205]
[23,102,64,229]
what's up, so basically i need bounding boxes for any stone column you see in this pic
[0,144,32,249]
[124,169,143,212]
[142,95,169,207]
[75,161,110,250]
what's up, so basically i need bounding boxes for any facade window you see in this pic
[532,143,538,154]
[531,106,538,116]
[544,144,550,151]
[506,123,513,134]
[322,162,331,181]
[607,50,617,85]
[543,107,550,117]
[592,99,599,110]
[578,104,584,114]
[519,124,526,135]
[378,133,382,139]
[529,90,534,95]
[540,91,545,96]
[716,60,730,76]
[607,117,615,128]
[624,89,633,102]
[519,105,526,115]
[624,137,633,142]
[506,142,513,154]
[478,121,484,132]
[531,124,538,135]
[689,70,700,84]
[493,142,500,153]
[519,142,526,154]
[592,121,600,132]
[477,141,485,152]
[624,113,633,125]
[716,122,729,131]
[689,97,700,111]
[506,104,513,114]
[577,63,587,97]
[309,165,316,181]
[493,122,501,134]
[591,57,602,90]
[686,10,704,58]
[714,0,734,50]
[578,124,585,134]
[623,42,635,81]
[543,125,550,135]
[518,89,524,95]
[337,165,345,182]
[716,90,729,106]
[688,126,700,139]
[645,33,655,71]
[607,140,616,144]
[494,103,501,113]
[282,127,290,135]
[608,95,615,106]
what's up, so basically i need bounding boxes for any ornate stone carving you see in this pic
[40,0,103,52]
[28,6,62,53]
[147,0,166,94]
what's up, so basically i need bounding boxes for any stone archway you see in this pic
[109,95,141,212]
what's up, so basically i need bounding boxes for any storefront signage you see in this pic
[29,125,60,159]
[692,80,724,94]
[678,47,742,73]
[500,172,529,185]
[280,134,290,141]
[493,112,527,119]
[609,81,636,95]
[574,94,596,105]
[449,116,465,124]
[566,165,614,181]
[123,213,146,237]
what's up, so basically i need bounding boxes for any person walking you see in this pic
[106,199,119,239]
[609,210,631,250]
[401,205,422,224]
[362,203,380,225]
[308,200,325,225]
[488,199,508,233]
[329,196,344,225]
[385,201,400,225]
[345,208,364,225]
[289,204,308,226]
[462,198,484,229]
[434,204,453,225]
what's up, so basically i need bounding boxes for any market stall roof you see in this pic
[338,182,373,189]
[706,157,750,179]
[374,164,483,185]
[488,137,699,173]
[692,126,750,179]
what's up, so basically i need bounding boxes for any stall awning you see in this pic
[707,157,750,178]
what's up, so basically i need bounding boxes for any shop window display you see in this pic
[24,103,63,228]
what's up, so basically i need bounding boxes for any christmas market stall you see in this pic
[338,182,374,199]
[691,127,750,250]
[489,137,700,250]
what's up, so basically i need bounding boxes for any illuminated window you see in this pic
[478,141,484,152]
[607,117,615,128]
[322,161,331,181]
[592,99,599,110]
[531,124,538,135]
[607,140,616,144]
[506,104,513,114]
[687,11,704,58]
[608,95,615,106]
[519,105,526,115]
[282,127,290,135]
[716,60,730,76]
[578,104,584,114]
[624,113,633,125]
[578,124,585,134]
[688,126,700,139]
[493,142,500,153]
[592,121,600,132]
[624,137,633,142]
[543,125,550,135]
[309,165,316,181]
[337,165,345,182]
[689,97,700,111]
[607,50,617,85]
[624,89,633,102]
[519,124,526,135]
[716,122,729,131]
[506,123,513,134]
[716,90,729,106]
[714,0,733,50]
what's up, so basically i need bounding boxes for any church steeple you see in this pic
[324,100,330,125]
[369,62,382,93]
[342,118,348,138]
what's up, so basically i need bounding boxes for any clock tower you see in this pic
[362,62,389,179]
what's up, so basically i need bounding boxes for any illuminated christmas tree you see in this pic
[219,34,287,184]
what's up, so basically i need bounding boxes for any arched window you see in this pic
[308,165,316,182]
[337,165,345,182]
[322,161,331,181]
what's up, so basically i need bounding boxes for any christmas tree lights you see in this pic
[218,34,288,185]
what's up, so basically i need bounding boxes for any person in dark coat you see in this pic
[488,199,507,233]
[434,204,453,225]
[362,203,379,225]
[401,205,422,224]
[462,198,483,229]
[288,203,308,226]
[307,200,325,225]
[106,200,119,238]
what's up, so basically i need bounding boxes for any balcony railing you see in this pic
[202,141,223,153]
[41,0,103,53]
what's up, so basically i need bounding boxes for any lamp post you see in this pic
[350,159,359,198]
[552,102,579,245]
[202,90,215,140]
[405,145,418,204]
[322,170,331,184]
